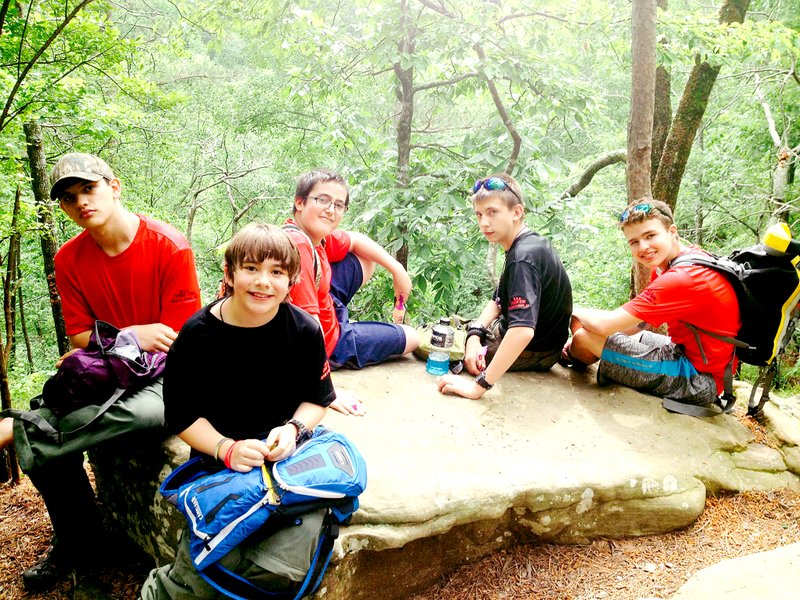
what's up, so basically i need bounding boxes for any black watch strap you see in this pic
[466,324,488,343]
[285,418,308,442]
[475,371,493,390]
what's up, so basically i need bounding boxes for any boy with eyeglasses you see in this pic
[565,198,740,411]
[437,173,573,400]
[283,169,419,412]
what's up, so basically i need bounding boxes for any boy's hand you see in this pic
[55,347,80,368]
[128,323,178,353]
[226,439,270,473]
[436,374,486,400]
[463,336,486,375]
[329,389,366,416]
[392,270,413,306]
[264,425,298,462]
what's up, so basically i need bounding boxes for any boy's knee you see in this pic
[570,328,603,362]
[400,325,420,354]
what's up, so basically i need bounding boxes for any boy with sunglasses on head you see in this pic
[565,198,740,410]
[284,169,419,413]
[437,173,573,400]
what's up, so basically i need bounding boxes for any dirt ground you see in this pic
[1,410,799,599]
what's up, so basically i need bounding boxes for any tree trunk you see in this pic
[392,0,415,270]
[627,0,656,201]
[3,186,20,366]
[24,121,69,355]
[652,0,751,211]
[651,0,671,184]
[17,272,34,372]
[628,0,657,294]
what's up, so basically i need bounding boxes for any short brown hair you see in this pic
[619,198,674,229]
[222,224,301,295]
[470,173,524,210]
[292,168,349,214]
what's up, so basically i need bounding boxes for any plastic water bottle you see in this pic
[426,317,454,376]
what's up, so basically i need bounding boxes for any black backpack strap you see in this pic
[747,363,778,417]
[662,394,736,418]
[282,224,321,290]
[0,406,60,442]
[1,387,127,444]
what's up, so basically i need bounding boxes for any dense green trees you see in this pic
[1,0,798,401]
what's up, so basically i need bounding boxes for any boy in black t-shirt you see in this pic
[140,223,335,599]
[437,173,573,400]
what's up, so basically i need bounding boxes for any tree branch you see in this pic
[0,0,11,37]
[473,43,521,174]
[413,72,479,93]
[753,74,782,148]
[0,0,96,133]
[562,149,627,199]
[498,11,587,26]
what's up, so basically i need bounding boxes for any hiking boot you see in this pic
[22,540,74,592]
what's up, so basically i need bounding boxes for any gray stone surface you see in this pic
[91,357,800,599]
[666,542,800,600]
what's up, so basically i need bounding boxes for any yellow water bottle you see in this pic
[763,222,800,257]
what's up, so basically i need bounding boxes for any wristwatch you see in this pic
[475,371,493,390]
[466,323,488,344]
[284,418,308,442]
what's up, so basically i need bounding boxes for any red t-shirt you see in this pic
[55,215,202,335]
[284,219,351,356]
[623,255,740,392]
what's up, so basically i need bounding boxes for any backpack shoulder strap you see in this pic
[1,387,127,444]
[282,224,321,290]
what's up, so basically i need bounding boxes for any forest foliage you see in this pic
[1,0,799,400]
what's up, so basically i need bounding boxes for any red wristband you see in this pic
[223,440,239,470]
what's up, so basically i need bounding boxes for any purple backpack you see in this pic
[42,320,167,418]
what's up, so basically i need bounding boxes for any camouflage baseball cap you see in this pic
[49,153,116,199]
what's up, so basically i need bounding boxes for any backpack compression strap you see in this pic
[198,510,339,600]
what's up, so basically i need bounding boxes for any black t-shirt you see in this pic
[494,230,573,352]
[164,301,335,440]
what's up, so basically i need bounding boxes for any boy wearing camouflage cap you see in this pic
[4,153,201,591]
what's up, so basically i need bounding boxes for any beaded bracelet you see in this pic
[214,436,232,462]
[223,441,240,470]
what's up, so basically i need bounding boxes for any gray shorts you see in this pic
[597,331,717,405]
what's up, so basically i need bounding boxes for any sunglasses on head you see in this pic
[472,177,522,202]
[619,202,664,222]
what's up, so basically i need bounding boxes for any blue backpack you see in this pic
[160,427,367,599]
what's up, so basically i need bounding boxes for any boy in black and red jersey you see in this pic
[437,173,573,400]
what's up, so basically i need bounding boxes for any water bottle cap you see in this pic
[438,317,451,326]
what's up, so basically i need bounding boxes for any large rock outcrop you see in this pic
[90,358,800,599]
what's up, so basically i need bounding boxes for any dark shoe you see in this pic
[22,541,75,592]
[558,345,588,372]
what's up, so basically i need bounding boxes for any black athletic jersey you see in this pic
[494,230,573,352]
[164,301,335,440]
